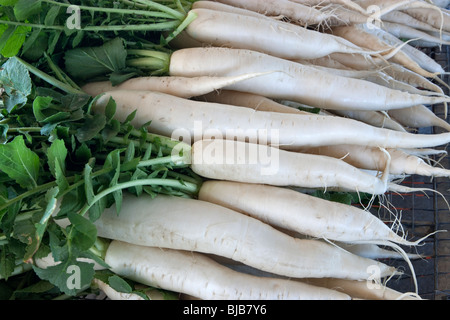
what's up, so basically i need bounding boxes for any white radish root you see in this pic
[94,193,398,281]
[191,139,394,195]
[292,144,450,177]
[168,47,450,111]
[301,278,421,300]
[181,8,378,61]
[81,73,267,98]
[388,105,450,132]
[92,89,450,150]
[105,240,353,300]
[197,180,419,244]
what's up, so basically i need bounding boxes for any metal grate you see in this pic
[379,45,450,300]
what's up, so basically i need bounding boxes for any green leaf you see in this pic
[75,113,106,143]
[0,245,16,280]
[0,24,29,57]
[11,280,56,297]
[14,0,42,21]
[25,187,59,261]
[0,0,19,5]
[0,57,32,112]
[44,5,60,26]
[104,149,122,212]
[64,37,128,81]
[32,96,71,124]
[46,30,61,55]
[13,217,36,245]
[103,96,116,123]
[108,275,133,294]
[21,28,47,61]
[0,135,40,189]
[83,162,95,205]
[32,259,95,296]
[67,211,97,252]
[0,25,16,54]
[47,138,67,178]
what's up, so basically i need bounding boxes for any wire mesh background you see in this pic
[378,45,450,300]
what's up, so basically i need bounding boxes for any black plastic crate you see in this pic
[380,45,450,300]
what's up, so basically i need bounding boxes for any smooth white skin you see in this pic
[191,139,391,195]
[197,180,412,243]
[81,73,265,98]
[194,0,331,25]
[93,90,450,150]
[301,278,420,300]
[359,21,445,74]
[94,193,397,280]
[183,8,370,60]
[381,63,445,94]
[382,10,443,34]
[331,24,438,78]
[198,90,311,114]
[294,143,450,177]
[168,47,450,111]
[382,21,450,46]
[105,241,352,300]
[290,0,368,15]
[330,109,407,132]
[388,104,450,131]
[395,7,450,32]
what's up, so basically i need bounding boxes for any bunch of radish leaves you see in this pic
[0,56,200,298]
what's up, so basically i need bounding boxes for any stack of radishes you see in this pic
[81,0,450,300]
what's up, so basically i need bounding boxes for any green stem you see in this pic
[0,20,65,31]
[127,49,170,61]
[109,129,188,155]
[0,180,58,213]
[44,53,81,91]
[6,127,42,133]
[163,9,198,44]
[81,21,180,32]
[15,57,84,95]
[131,0,187,20]
[42,0,178,19]
[78,178,199,216]
[0,263,33,280]
[137,154,186,167]
[126,57,168,73]
[0,166,111,213]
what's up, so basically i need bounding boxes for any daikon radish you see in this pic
[191,139,396,195]
[331,24,441,78]
[93,89,450,150]
[356,23,446,75]
[301,278,421,300]
[168,47,450,111]
[197,90,311,114]
[194,0,332,26]
[81,73,268,98]
[291,144,450,177]
[402,7,450,33]
[388,105,450,131]
[197,180,419,244]
[94,194,398,281]
[323,109,407,131]
[381,21,450,46]
[105,241,352,300]
[178,8,378,60]
[335,242,423,260]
